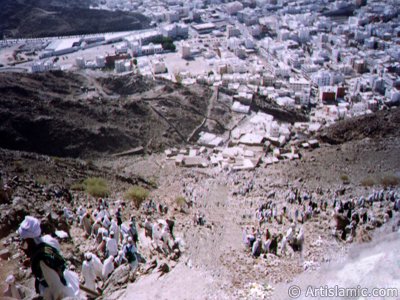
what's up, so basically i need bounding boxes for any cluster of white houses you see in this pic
[164,111,320,171]
[23,0,399,140]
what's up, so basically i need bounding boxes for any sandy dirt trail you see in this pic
[122,180,245,299]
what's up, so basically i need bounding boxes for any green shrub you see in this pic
[148,177,158,188]
[13,160,27,173]
[125,185,149,209]
[340,174,350,184]
[36,175,49,185]
[380,174,400,188]
[360,176,375,187]
[85,160,95,169]
[84,177,109,197]
[175,72,182,84]
[52,156,62,164]
[70,182,86,191]
[175,196,186,207]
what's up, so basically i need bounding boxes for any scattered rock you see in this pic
[0,248,11,260]
[158,262,170,275]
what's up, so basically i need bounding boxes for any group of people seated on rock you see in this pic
[242,187,400,259]
[74,197,183,292]
[7,191,187,299]
[243,222,305,258]
[332,189,400,242]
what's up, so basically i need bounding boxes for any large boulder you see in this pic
[102,265,131,295]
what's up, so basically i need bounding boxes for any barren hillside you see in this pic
[0,70,399,299]
[0,71,214,157]
[0,0,150,39]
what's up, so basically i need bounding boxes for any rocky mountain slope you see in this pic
[0,71,214,157]
[0,0,150,39]
[0,71,399,299]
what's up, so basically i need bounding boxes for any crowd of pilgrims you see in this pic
[66,197,182,293]
[241,186,400,258]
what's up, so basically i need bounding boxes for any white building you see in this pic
[225,1,243,15]
[227,37,242,51]
[245,39,255,49]
[298,28,310,43]
[115,60,128,73]
[76,57,86,69]
[276,96,295,107]
[142,43,163,56]
[161,23,189,39]
[312,71,331,87]
[152,60,167,74]
[289,77,310,92]
[31,61,59,73]
[181,43,191,59]
[96,56,105,68]
[115,43,128,55]
[166,10,180,23]
[385,88,400,102]
[273,63,291,78]
[128,40,142,56]
[227,25,241,38]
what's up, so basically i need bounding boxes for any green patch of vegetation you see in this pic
[152,36,176,51]
[36,175,49,185]
[85,160,95,169]
[147,177,158,188]
[175,196,186,207]
[13,160,27,173]
[340,174,350,184]
[83,177,109,197]
[175,72,182,85]
[70,181,86,191]
[125,185,149,209]
[52,156,62,164]
[380,173,400,188]
[360,176,375,187]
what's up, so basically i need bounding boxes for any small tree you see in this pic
[84,177,109,198]
[125,185,149,209]
[380,174,400,188]
[360,176,375,187]
[175,72,182,85]
[175,196,186,208]
[340,174,350,184]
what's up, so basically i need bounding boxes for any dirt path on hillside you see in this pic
[122,180,245,299]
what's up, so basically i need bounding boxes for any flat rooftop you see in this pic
[192,23,217,31]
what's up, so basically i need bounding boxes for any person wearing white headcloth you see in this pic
[115,250,127,266]
[81,253,97,292]
[96,227,108,244]
[85,252,103,280]
[120,222,130,243]
[82,212,94,237]
[102,214,111,229]
[102,255,115,280]
[17,216,80,300]
[76,205,86,223]
[109,217,120,244]
[63,207,74,224]
[17,216,60,252]
[106,231,118,258]
[96,206,105,222]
